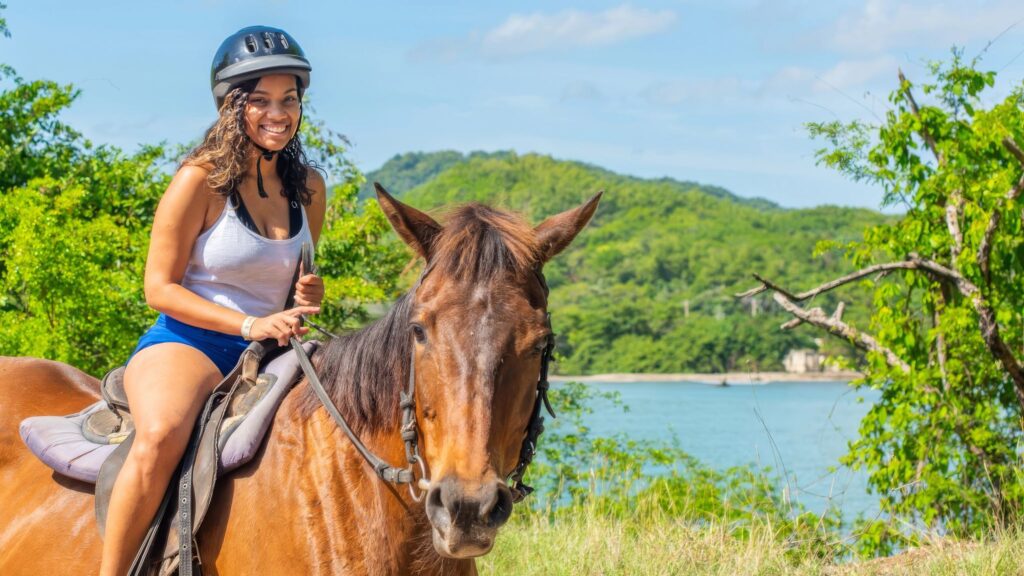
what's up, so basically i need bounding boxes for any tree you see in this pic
[743,50,1024,554]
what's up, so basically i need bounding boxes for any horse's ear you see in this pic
[375,182,442,259]
[534,191,602,263]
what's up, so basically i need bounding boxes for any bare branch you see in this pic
[946,193,964,261]
[748,253,1024,409]
[772,292,911,373]
[832,301,846,322]
[735,284,767,299]
[780,317,804,330]
[739,262,917,302]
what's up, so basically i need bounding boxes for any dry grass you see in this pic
[479,511,1024,576]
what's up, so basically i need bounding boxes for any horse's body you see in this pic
[0,357,468,575]
[0,358,103,571]
[0,188,599,575]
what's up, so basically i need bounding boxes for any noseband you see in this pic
[292,258,556,503]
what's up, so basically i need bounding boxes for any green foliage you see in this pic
[316,174,406,329]
[0,67,81,191]
[392,152,887,374]
[360,150,515,199]
[0,53,402,374]
[806,50,1024,554]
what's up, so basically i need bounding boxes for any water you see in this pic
[556,379,881,522]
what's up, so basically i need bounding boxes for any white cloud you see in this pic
[410,5,677,61]
[817,55,899,90]
[632,60,897,115]
[827,0,1024,54]
[759,56,898,98]
[482,5,677,57]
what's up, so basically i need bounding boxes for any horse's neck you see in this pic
[240,392,475,575]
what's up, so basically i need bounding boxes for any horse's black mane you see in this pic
[302,203,540,434]
[304,292,413,435]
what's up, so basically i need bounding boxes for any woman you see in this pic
[99,26,327,575]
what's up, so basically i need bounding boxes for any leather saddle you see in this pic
[92,339,300,576]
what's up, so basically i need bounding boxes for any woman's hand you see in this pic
[251,306,320,346]
[294,273,325,308]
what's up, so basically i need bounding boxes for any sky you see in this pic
[3,0,1024,210]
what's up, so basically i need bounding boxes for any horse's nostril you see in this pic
[480,482,514,528]
[425,485,451,533]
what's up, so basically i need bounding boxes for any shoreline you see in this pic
[549,371,862,384]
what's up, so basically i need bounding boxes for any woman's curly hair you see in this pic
[183,77,314,206]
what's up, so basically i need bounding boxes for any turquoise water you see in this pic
[557,379,881,522]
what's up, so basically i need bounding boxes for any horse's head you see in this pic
[376,184,600,559]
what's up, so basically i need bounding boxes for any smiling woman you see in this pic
[92,25,329,575]
[245,77,302,146]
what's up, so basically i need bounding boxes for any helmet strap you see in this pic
[255,148,274,199]
[248,109,302,200]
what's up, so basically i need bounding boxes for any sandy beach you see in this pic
[549,371,862,384]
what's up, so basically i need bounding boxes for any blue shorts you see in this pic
[129,314,248,376]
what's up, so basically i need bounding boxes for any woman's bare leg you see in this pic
[98,343,223,576]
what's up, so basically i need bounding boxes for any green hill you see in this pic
[360,151,515,199]
[370,151,886,374]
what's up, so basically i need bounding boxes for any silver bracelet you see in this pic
[241,316,257,341]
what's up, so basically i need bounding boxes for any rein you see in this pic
[290,252,556,504]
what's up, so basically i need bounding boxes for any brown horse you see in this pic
[0,187,600,575]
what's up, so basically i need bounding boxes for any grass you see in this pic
[478,501,1024,576]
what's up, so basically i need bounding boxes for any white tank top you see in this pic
[181,196,313,318]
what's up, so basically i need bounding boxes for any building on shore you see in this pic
[783,346,841,374]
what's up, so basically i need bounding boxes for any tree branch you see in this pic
[737,262,917,302]
[899,70,963,259]
[946,193,964,261]
[979,137,1024,282]
[898,69,942,163]
[907,254,1024,409]
[1005,136,1024,167]
[934,307,950,393]
[772,292,911,373]
[746,254,1024,409]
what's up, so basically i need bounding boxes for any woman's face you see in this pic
[243,74,301,152]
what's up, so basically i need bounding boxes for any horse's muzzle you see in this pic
[425,476,514,558]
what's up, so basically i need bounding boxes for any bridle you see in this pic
[290,255,556,504]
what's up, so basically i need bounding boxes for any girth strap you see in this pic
[174,390,222,576]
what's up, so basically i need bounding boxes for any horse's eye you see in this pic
[532,336,551,356]
[411,324,427,344]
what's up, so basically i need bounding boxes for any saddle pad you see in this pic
[19,341,317,484]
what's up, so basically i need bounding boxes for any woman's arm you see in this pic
[144,163,249,332]
[143,165,250,334]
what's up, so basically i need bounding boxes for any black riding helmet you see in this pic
[210,25,311,110]
[211,26,311,198]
